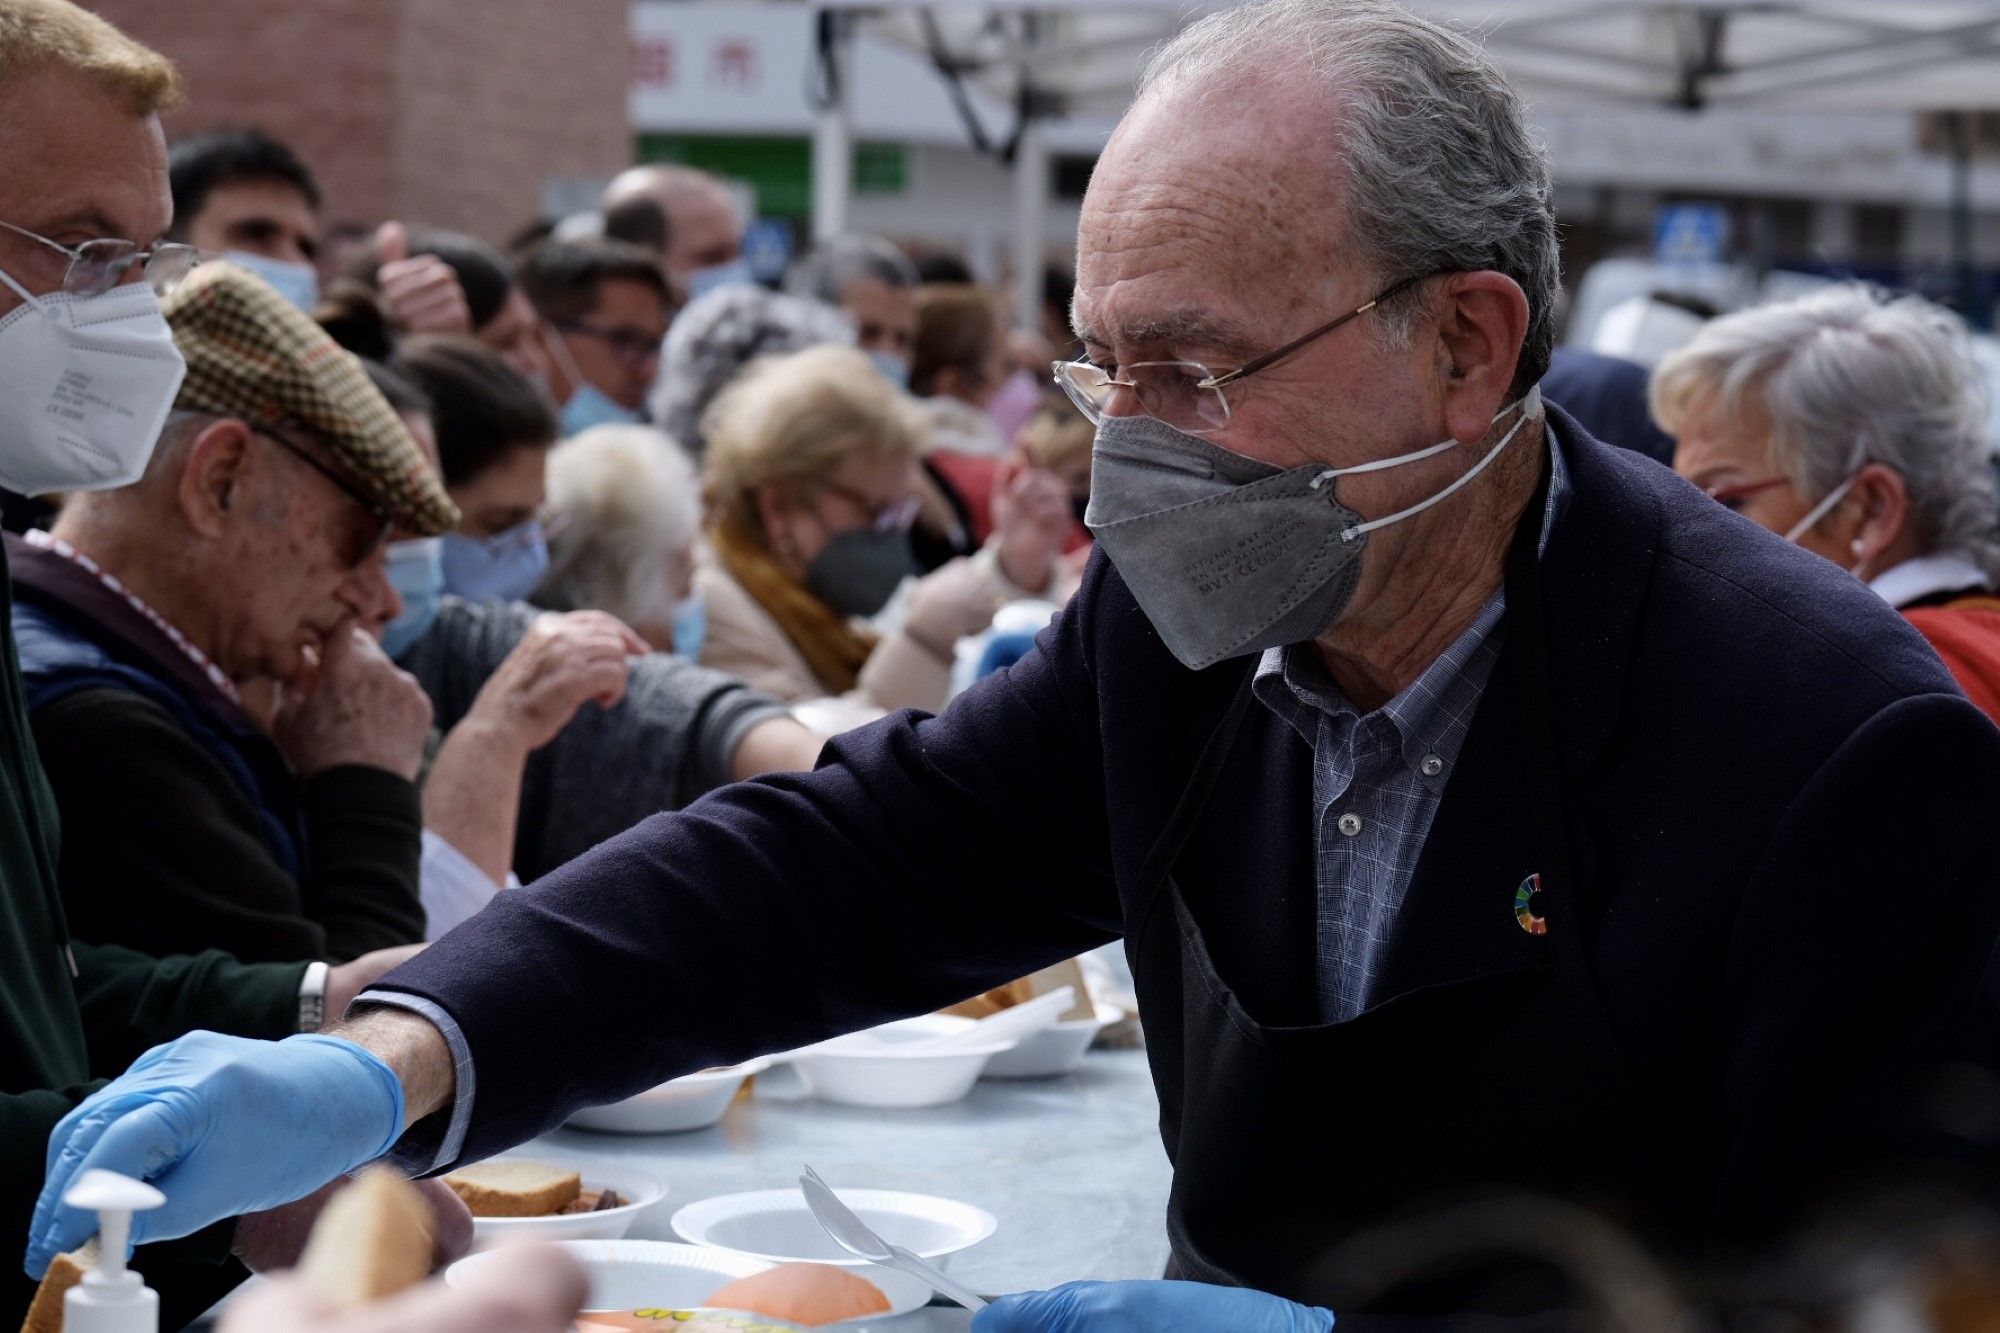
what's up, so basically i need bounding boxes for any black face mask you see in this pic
[805,528,919,618]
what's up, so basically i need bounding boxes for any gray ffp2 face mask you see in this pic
[1084,387,1542,671]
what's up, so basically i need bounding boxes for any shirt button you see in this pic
[1336,812,1363,837]
[1420,754,1444,777]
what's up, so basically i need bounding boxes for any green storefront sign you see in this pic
[635,134,907,221]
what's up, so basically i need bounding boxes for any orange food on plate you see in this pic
[704,1262,894,1325]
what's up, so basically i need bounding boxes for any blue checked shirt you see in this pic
[1252,431,1568,1022]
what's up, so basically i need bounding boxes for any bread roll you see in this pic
[295,1168,435,1309]
[18,1239,97,1333]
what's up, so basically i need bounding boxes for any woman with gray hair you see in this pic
[1653,284,2000,719]
[784,233,921,386]
[649,283,854,457]
[534,423,706,656]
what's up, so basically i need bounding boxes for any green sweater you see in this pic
[0,553,304,1327]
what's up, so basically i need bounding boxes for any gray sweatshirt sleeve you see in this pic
[396,598,789,880]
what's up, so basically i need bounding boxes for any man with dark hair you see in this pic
[166,127,322,309]
[519,238,675,435]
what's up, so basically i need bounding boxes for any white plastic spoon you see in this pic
[800,1165,990,1311]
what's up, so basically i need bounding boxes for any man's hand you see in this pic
[231,1176,471,1276]
[373,222,472,335]
[273,624,433,780]
[220,1242,585,1333]
[461,611,645,758]
[25,1033,404,1278]
[325,945,428,1026]
[991,454,1072,595]
[972,1280,1335,1333]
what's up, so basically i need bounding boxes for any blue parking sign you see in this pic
[743,219,793,285]
[1654,204,1729,267]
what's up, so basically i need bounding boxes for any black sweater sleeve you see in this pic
[31,689,423,965]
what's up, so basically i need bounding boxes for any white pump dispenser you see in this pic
[61,1169,164,1333]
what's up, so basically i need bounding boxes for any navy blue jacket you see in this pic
[377,411,2000,1302]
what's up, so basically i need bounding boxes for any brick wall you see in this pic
[87,0,632,245]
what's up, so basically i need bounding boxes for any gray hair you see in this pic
[650,285,855,458]
[784,234,919,306]
[1651,285,2000,578]
[537,424,701,628]
[1137,0,1559,393]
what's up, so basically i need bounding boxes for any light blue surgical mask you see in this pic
[380,537,444,659]
[683,255,755,302]
[560,382,644,437]
[868,350,911,389]
[669,592,707,662]
[226,251,320,312]
[440,520,549,604]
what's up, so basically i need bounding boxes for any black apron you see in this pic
[1125,463,1678,1316]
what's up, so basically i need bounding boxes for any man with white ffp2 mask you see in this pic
[36,3,2000,1329]
[0,5,488,1327]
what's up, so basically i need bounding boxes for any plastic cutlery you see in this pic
[799,1165,989,1311]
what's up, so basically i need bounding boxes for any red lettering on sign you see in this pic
[632,37,676,88]
[711,38,758,90]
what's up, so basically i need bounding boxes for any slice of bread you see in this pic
[442,1159,581,1218]
[295,1168,435,1309]
[19,1239,97,1333]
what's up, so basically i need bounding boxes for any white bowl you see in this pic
[447,1238,769,1309]
[672,1187,996,1315]
[980,1003,1118,1079]
[462,1158,667,1245]
[566,1059,772,1134]
[788,1015,1016,1109]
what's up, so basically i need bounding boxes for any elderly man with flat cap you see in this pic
[33,2,2000,1328]
[10,260,454,973]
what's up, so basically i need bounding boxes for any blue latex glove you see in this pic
[25,1031,404,1278]
[973,1280,1335,1332]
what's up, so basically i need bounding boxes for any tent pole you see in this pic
[1012,118,1050,331]
[1947,110,1977,322]
[812,8,854,243]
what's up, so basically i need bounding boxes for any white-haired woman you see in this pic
[536,424,706,656]
[1653,285,2000,720]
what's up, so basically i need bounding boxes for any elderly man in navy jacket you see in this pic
[33,1,2000,1328]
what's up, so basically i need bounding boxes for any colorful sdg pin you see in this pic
[1514,872,1548,936]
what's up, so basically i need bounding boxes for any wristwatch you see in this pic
[297,961,329,1033]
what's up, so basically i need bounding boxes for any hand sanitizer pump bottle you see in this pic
[62,1169,165,1333]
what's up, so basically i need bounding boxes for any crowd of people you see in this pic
[7,0,2000,1329]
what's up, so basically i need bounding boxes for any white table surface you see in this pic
[194,1049,1171,1332]
[534,1049,1173,1330]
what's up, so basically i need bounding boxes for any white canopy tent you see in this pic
[798,1,2000,326]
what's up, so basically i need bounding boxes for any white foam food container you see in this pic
[671,1186,997,1317]
[785,1015,1016,1109]
[566,1058,772,1135]
[448,1238,766,1309]
[980,1002,1119,1079]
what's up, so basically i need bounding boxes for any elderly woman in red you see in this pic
[1653,285,2000,721]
